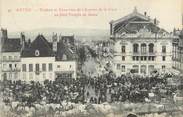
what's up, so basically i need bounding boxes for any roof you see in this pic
[21,34,77,60]
[2,38,21,52]
[21,35,54,57]
[110,8,166,34]
[56,41,77,61]
[110,7,158,25]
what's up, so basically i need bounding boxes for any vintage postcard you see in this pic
[0,0,183,117]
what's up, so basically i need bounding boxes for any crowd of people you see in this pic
[85,73,181,104]
[0,73,182,110]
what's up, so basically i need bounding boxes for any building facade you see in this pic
[173,30,183,73]
[1,29,22,81]
[110,8,177,76]
[0,29,77,82]
[20,34,77,82]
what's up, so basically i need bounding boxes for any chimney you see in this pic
[1,28,8,45]
[144,12,147,16]
[20,32,25,50]
[28,39,31,47]
[154,18,157,25]
[52,33,58,53]
[1,28,8,38]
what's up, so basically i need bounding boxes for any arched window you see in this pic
[149,43,154,53]
[35,50,40,56]
[121,46,126,53]
[148,65,155,74]
[133,43,139,53]
[140,65,146,74]
[132,65,139,73]
[141,43,147,54]
[162,46,166,53]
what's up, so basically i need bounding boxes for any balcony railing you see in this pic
[2,59,20,62]
[133,52,156,56]
[148,52,156,56]
[133,52,140,56]
[2,69,21,72]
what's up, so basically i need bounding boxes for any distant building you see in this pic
[172,29,183,73]
[172,13,183,74]
[0,29,77,82]
[110,8,177,76]
[93,40,114,59]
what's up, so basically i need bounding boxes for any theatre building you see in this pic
[110,8,177,76]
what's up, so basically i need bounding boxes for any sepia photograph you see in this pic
[0,0,183,117]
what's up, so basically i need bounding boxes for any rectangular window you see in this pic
[117,64,120,70]
[162,56,166,61]
[122,56,125,61]
[133,56,139,61]
[42,64,46,71]
[9,73,12,79]
[49,73,52,79]
[148,56,151,61]
[36,64,39,72]
[9,56,12,60]
[121,46,125,53]
[43,73,46,79]
[69,73,72,78]
[148,56,155,61]
[49,63,53,71]
[3,64,6,69]
[22,64,26,72]
[23,73,26,80]
[144,56,147,61]
[9,64,12,69]
[3,56,6,60]
[141,65,146,74]
[29,64,33,72]
[29,73,33,80]
[162,46,166,53]
[162,65,166,70]
[14,73,18,79]
[133,56,135,61]
[133,65,139,73]
[14,56,17,60]
[122,66,125,72]
[141,56,143,61]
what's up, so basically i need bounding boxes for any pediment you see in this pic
[111,12,154,27]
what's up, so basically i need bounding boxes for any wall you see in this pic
[1,52,21,80]
[54,61,77,79]
[20,57,55,82]
[113,37,174,76]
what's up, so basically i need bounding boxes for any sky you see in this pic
[0,0,182,32]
